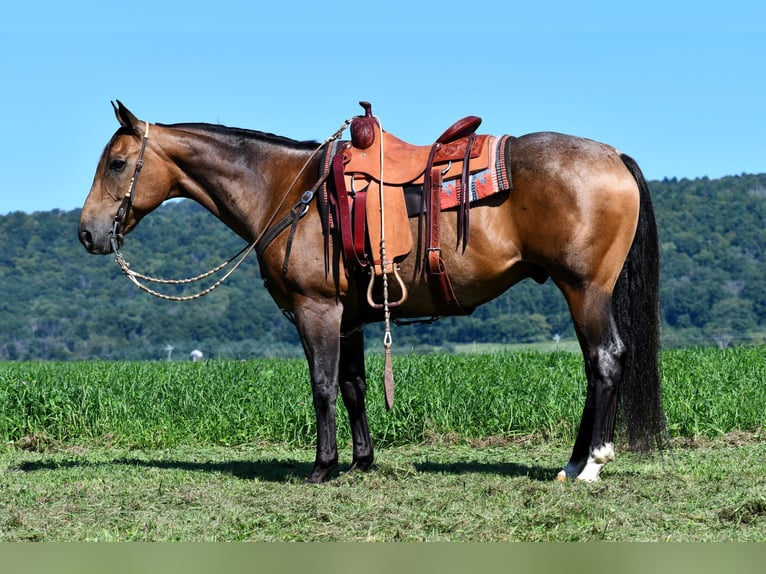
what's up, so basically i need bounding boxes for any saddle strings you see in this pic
[113,119,353,302]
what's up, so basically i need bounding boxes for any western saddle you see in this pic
[328,102,493,315]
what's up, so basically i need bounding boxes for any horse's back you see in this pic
[511,131,633,187]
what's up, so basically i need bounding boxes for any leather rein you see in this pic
[108,119,350,301]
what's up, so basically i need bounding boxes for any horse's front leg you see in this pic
[339,325,374,471]
[294,298,343,483]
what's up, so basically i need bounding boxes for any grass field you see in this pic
[0,348,763,541]
[0,434,763,541]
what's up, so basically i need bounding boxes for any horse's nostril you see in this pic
[79,228,93,250]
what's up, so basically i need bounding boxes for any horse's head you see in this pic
[79,101,173,254]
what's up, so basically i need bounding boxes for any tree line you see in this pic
[1,172,764,360]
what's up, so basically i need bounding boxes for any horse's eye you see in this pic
[109,159,127,172]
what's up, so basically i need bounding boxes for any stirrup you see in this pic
[366,266,408,309]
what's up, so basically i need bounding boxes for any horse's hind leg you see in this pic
[559,286,626,482]
[339,326,374,471]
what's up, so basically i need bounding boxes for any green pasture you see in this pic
[0,348,763,541]
[0,348,763,448]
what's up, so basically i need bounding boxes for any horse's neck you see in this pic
[165,129,315,242]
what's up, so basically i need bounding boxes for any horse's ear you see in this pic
[111,100,141,133]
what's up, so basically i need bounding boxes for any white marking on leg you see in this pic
[576,443,615,482]
[557,460,586,481]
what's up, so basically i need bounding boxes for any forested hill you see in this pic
[2,172,765,360]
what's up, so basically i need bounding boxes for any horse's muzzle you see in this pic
[78,225,117,254]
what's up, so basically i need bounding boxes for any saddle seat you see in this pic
[342,117,489,186]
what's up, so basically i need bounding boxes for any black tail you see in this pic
[613,154,668,452]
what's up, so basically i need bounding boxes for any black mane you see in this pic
[157,122,320,150]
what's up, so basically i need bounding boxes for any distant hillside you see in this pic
[1,173,765,360]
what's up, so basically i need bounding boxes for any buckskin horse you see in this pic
[79,101,667,483]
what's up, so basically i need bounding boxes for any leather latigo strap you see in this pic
[426,166,443,275]
[425,164,466,315]
[332,150,369,274]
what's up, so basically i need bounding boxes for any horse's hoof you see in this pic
[557,463,580,481]
[307,463,337,484]
[350,456,375,473]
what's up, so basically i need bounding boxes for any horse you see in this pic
[79,101,667,483]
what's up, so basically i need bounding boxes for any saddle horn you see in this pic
[350,101,377,149]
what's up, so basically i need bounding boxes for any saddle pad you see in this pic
[440,134,513,210]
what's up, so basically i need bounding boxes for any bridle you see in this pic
[109,121,150,254]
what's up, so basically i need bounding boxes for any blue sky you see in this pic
[2,1,764,214]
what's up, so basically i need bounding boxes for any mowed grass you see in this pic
[0,436,764,541]
[0,348,764,541]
